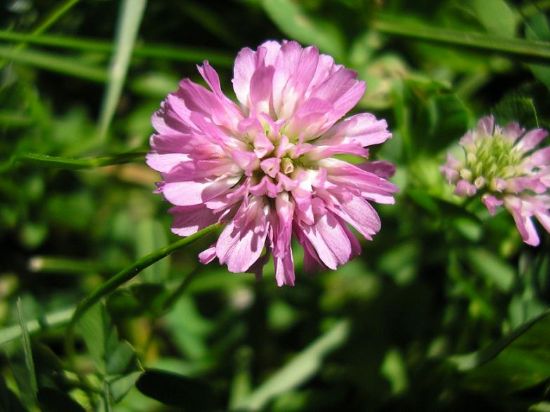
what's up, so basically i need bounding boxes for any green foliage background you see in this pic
[1,0,550,410]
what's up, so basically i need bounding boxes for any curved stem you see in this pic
[373,14,550,62]
[64,223,220,366]
[15,151,146,170]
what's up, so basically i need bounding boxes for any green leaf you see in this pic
[16,151,146,170]
[236,320,349,410]
[10,299,38,409]
[0,374,26,412]
[108,371,142,403]
[165,295,214,360]
[32,343,69,390]
[0,306,74,346]
[136,369,218,410]
[373,14,550,62]
[526,12,550,91]
[0,45,107,82]
[261,0,345,61]
[106,283,168,318]
[449,310,550,393]
[76,302,142,405]
[466,248,515,292]
[76,303,117,374]
[97,0,147,141]
[65,223,220,362]
[425,93,470,152]
[76,303,141,377]
[468,0,517,38]
[0,30,233,66]
[493,94,539,129]
[136,219,169,283]
[37,387,85,412]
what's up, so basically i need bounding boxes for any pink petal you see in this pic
[505,197,540,246]
[170,205,218,236]
[232,47,257,107]
[300,212,353,270]
[476,115,495,136]
[216,200,269,272]
[525,147,550,167]
[455,180,477,197]
[274,252,295,287]
[162,175,240,206]
[199,246,217,264]
[358,161,396,178]
[516,128,547,152]
[329,195,381,240]
[249,65,275,115]
[272,42,319,119]
[317,113,391,147]
[481,194,503,215]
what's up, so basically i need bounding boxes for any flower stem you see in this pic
[14,151,147,170]
[372,14,550,62]
[64,223,220,366]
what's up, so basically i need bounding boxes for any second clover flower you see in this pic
[147,40,397,286]
[442,115,550,246]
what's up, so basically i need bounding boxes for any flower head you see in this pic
[147,40,397,285]
[442,115,550,246]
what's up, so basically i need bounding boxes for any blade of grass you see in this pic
[97,0,147,142]
[32,0,81,35]
[0,307,74,346]
[28,256,115,275]
[0,111,33,127]
[0,31,234,66]
[372,14,550,62]
[64,223,221,366]
[0,0,80,69]
[14,151,146,170]
[16,299,37,399]
[236,320,350,410]
[0,45,107,82]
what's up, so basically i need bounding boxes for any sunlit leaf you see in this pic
[261,0,345,61]
[136,219,169,283]
[0,374,26,412]
[450,310,550,393]
[468,0,517,38]
[236,320,349,410]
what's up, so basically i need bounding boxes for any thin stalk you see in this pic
[0,306,74,345]
[0,0,80,69]
[32,0,81,36]
[16,151,146,170]
[0,31,234,66]
[0,45,107,82]
[372,14,550,62]
[97,0,147,142]
[28,256,113,274]
[64,224,220,365]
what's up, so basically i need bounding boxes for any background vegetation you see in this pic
[1,0,550,410]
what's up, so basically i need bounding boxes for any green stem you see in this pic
[28,256,113,274]
[97,0,147,142]
[0,306,74,345]
[372,14,550,62]
[161,269,200,312]
[0,31,233,67]
[64,223,220,365]
[0,0,80,70]
[0,45,107,82]
[32,0,81,36]
[15,151,146,170]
